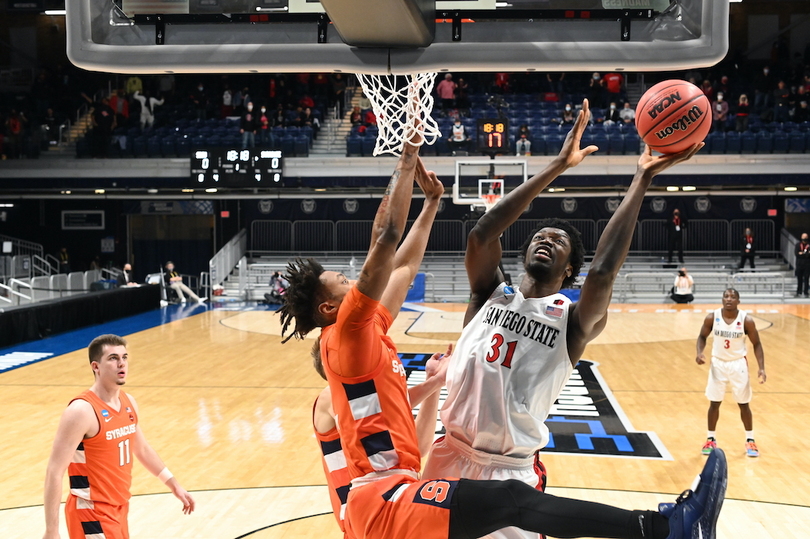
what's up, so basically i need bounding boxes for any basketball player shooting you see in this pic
[423,99,707,539]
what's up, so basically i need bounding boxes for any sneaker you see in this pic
[745,440,759,457]
[660,448,727,539]
[701,439,717,455]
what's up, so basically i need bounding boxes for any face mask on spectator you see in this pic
[565,106,571,112]
[261,107,266,113]
[610,104,616,110]
[247,104,253,111]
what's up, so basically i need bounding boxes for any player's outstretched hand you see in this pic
[758,369,767,384]
[426,343,453,383]
[415,156,444,202]
[171,484,196,515]
[637,142,703,178]
[695,352,706,365]
[557,98,599,169]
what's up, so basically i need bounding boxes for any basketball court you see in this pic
[1,300,809,538]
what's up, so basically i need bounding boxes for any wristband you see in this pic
[158,467,174,483]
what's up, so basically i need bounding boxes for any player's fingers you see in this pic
[582,145,599,156]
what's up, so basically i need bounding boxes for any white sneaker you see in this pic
[180,298,187,303]
[197,297,208,303]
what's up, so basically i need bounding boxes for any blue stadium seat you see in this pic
[280,136,295,156]
[75,136,91,158]
[624,132,641,154]
[361,136,376,156]
[132,136,148,157]
[773,131,789,153]
[176,136,191,157]
[294,135,309,156]
[147,136,162,157]
[544,133,566,155]
[608,134,624,155]
[434,137,450,156]
[724,131,741,153]
[589,133,609,154]
[755,131,773,154]
[161,136,177,157]
[789,131,806,153]
[346,135,362,156]
[708,132,725,154]
[740,132,757,153]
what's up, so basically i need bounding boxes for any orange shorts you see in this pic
[344,475,458,539]
[66,495,129,539]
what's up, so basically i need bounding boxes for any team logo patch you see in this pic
[545,305,564,318]
[553,299,565,305]
[413,480,458,508]
[400,355,671,460]
[503,286,515,295]
[101,409,109,417]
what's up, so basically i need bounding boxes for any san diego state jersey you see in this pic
[711,308,748,361]
[441,284,573,458]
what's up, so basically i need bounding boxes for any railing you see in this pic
[8,278,33,305]
[209,229,247,287]
[0,281,30,306]
[0,234,44,258]
[249,218,779,254]
[33,255,55,277]
[618,271,788,302]
[781,228,799,269]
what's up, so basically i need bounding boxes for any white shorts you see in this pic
[705,356,752,404]
[422,434,546,539]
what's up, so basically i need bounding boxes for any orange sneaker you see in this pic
[745,440,759,458]
[701,439,717,455]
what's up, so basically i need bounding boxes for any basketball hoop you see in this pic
[356,72,442,156]
[482,193,502,213]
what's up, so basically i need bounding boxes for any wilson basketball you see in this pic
[635,80,711,154]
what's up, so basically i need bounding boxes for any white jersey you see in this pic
[440,283,573,458]
[711,308,748,361]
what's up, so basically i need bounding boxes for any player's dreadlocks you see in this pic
[519,218,585,289]
[278,258,328,343]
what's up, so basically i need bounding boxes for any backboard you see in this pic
[452,159,528,209]
[67,0,728,75]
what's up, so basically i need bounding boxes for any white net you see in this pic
[482,193,502,213]
[356,72,442,156]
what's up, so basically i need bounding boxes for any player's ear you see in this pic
[565,264,573,279]
[318,300,337,317]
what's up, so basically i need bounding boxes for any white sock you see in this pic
[745,430,754,441]
[707,431,716,440]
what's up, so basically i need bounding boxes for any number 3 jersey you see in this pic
[441,284,573,458]
[711,308,748,362]
[68,390,138,507]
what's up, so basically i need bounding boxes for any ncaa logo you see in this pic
[258,200,274,214]
[438,199,446,213]
[695,197,711,213]
[301,199,317,214]
[561,198,577,214]
[740,197,757,213]
[343,198,359,214]
[605,198,620,213]
[650,197,667,213]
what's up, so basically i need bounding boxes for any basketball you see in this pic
[635,79,711,154]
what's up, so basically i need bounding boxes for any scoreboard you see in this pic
[476,118,509,153]
[190,148,283,187]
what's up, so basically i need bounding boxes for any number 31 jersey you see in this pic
[440,284,573,459]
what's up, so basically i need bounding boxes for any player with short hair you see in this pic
[696,288,766,457]
[43,334,194,539]
[422,99,706,539]
[280,118,726,539]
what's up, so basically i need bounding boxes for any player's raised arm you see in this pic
[744,314,767,383]
[570,143,703,360]
[696,312,714,365]
[380,157,443,316]
[357,138,421,302]
[464,100,597,324]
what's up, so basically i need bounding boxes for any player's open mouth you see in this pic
[534,246,552,260]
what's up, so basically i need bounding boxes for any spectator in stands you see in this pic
[329,73,346,117]
[240,101,257,149]
[739,228,756,270]
[118,263,137,286]
[362,108,377,127]
[773,80,791,123]
[89,256,102,271]
[232,86,245,116]
[259,105,273,147]
[133,90,164,131]
[714,75,732,101]
[240,87,252,115]
[515,133,531,156]
[588,72,605,108]
[447,118,468,155]
[42,107,61,147]
[619,101,635,124]
[796,233,810,298]
[273,104,287,127]
[59,247,71,274]
[517,124,531,140]
[602,102,621,126]
[545,72,566,100]
[794,100,810,123]
[435,73,457,113]
[493,72,510,94]
[349,106,362,126]
[711,93,729,132]
[109,89,129,129]
[603,72,625,104]
[191,82,208,122]
[299,94,315,110]
[666,208,686,264]
[552,104,576,125]
[4,109,26,159]
[164,261,204,304]
[301,107,320,139]
[221,85,233,118]
[358,92,372,111]
[455,77,470,117]
[263,271,289,305]
[700,79,715,103]
[754,66,774,113]
[82,93,115,158]
[735,94,751,132]
[670,267,694,304]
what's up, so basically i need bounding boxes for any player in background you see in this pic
[43,334,194,539]
[313,346,451,533]
[696,288,766,457]
[423,99,703,539]
[280,117,727,539]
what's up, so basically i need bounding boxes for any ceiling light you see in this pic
[666,186,679,192]
[44,9,66,15]
[548,187,565,193]
[95,189,105,194]
[682,186,696,191]
[181,189,194,193]
[784,186,797,191]
[0,203,14,208]
[205,188,218,193]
